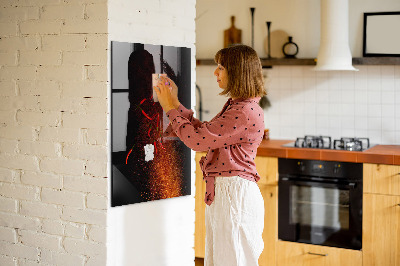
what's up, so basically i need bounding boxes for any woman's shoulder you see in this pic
[225,99,262,124]
[234,97,262,111]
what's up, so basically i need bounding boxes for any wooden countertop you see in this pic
[256,139,400,165]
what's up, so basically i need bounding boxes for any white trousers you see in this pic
[205,176,264,266]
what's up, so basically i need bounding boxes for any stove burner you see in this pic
[333,137,370,151]
[295,135,332,149]
[286,136,372,151]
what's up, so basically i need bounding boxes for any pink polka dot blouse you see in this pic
[164,97,265,205]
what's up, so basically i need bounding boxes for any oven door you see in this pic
[278,176,362,250]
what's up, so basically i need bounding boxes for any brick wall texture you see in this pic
[0,0,108,265]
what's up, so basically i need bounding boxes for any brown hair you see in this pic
[214,44,266,99]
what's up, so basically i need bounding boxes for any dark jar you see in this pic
[282,36,299,58]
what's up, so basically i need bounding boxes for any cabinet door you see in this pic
[363,193,400,266]
[277,241,362,266]
[259,185,278,266]
[364,164,400,196]
[195,152,207,258]
[255,156,278,186]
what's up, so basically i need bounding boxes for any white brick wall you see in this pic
[0,0,108,265]
[1,0,197,264]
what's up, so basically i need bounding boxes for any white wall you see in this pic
[196,0,319,59]
[196,0,400,145]
[196,0,400,58]
[107,1,196,266]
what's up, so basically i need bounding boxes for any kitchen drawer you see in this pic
[276,240,362,266]
[364,164,400,196]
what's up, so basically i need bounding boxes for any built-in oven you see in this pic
[278,158,363,250]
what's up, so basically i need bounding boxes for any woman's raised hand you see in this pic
[167,78,180,108]
[153,76,176,113]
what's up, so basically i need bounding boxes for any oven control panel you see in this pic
[280,158,362,180]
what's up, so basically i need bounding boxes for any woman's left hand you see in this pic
[153,76,175,113]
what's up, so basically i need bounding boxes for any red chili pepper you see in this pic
[140,98,146,105]
[141,110,152,120]
[159,140,165,150]
[148,127,151,138]
[126,148,133,164]
[156,114,160,131]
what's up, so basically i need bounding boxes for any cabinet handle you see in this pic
[397,204,400,207]
[307,252,328,256]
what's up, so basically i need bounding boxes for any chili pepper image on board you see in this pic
[110,41,192,207]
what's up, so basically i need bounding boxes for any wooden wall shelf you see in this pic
[352,57,400,65]
[196,57,400,67]
[260,58,316,66]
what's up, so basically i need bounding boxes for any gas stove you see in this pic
[283,135,373,151]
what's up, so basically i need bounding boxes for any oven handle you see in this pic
[280,177,357,189]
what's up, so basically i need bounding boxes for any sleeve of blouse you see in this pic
[165,106,249,152]
[163,103,202,137]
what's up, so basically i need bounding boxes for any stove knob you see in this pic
[298,161,305,171]
[334,164,341,174]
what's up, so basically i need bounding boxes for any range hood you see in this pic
[314,0,358,71]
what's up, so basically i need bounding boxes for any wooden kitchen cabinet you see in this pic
[363,193,400,266]
[195,152,207,258]
[276,240,362,266]
[256,155,279,266]
[258,184,278,266]
[363,163,400,266]
[364,163,400,196]
[255,156,278,186]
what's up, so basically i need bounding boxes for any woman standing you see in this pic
[154,44,266,266]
